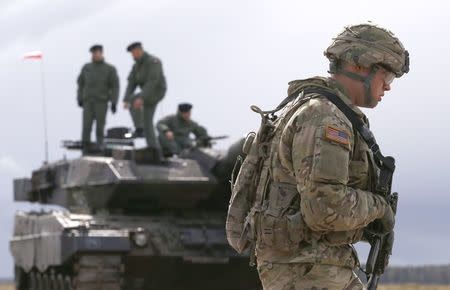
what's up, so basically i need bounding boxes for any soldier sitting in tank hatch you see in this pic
[156,103,210,156]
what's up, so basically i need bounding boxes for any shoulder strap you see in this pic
[303,88,395,173]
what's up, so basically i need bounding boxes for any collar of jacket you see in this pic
[326,78,365,118]
[136,52,150,64]
[287,76,366,119]
[92,58,105,64]
[177,112,190,124]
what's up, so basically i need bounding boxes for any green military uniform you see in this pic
[124,52,167,148]
[226,24,409,290]
[77,59,119,144]
[157,113,208,155]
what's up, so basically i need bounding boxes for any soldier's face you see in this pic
[130,48,144,60]
[367,66,392,108]
[181,111,191,121]
[352,66,392,108]
[92,51,103,61]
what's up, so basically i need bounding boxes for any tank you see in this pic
[10,127,260,290]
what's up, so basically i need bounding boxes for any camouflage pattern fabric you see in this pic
[258,262,364,290]
[253,77,390,286]
[324,23,409,77]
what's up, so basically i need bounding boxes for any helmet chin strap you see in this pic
[336,65,379,107]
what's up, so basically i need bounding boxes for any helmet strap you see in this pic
[336,66,379,107]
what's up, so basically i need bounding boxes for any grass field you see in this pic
[1,283,449,290]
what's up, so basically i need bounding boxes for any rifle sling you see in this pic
[303,88,395,173]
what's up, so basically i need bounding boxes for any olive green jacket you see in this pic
[77,59,119,104]
[123,52,167,106]
[157,113,208,148]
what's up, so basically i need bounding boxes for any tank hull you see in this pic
[11,140,260,289]
[11,210,261,290]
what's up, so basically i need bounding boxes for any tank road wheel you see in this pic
[35,273,43,290]
[73,254,123,290]
[28,272,37,290]
[14,266,27,290]
[63,275,73,290]
[42,273,50,290]
[54,274,65,290]
[48,273,58,290]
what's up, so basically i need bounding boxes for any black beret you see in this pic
[89,44,103,52]
[127,42,142,52]
[178,103,193,112]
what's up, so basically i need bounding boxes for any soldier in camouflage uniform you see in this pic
[229,24,409,290]
[77,44,119,145]
[123,42,167,154]
[157,103,209,156]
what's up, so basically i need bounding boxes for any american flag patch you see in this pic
[325,126,350,145]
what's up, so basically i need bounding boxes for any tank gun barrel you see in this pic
[204,135,229,141]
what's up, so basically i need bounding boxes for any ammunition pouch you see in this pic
[255,182,308,252]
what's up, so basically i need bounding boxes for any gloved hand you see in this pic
[78,99,83,107]
[368,204,395,235]
[111,103,117,114]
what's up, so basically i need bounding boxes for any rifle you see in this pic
[365,156,399,290]
[301,88,399,290]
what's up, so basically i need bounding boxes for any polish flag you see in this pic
[23,51,43,60]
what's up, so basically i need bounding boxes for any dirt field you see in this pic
[1,283,449,290]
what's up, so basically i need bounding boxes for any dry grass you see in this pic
[0,283,449,290]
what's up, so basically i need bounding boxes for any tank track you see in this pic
[20,254,124,290]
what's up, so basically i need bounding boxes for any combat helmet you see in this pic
[324,23,409,107]
[325,23,409,77]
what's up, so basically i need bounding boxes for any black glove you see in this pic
[368,205,395,235]
[78,99,83,107]
[111,103,117,114]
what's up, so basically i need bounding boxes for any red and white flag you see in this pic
[23,51,43,60]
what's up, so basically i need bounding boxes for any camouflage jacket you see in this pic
[255,77,389,268]
[77,59,119,104]
[123,52,167,106]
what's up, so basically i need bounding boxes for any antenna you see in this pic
[24,51,49,164]
[39,59,49,164]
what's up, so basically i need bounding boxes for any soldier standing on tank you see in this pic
[236,24,409,289]
[157,103,209,156]
[123,42,167,156]
[77,44,119,146]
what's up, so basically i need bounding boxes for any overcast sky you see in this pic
[1,0,449,278]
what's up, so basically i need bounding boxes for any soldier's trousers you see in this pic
[129,105,160,149]
[82,101,108,144]
[257,262,365,290]
[129,105,143,130]
[158,135,181,156]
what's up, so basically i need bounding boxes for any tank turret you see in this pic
[10,127,260,290]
